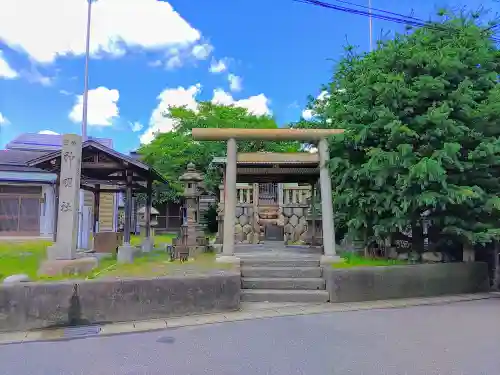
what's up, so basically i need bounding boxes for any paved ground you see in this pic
[2,298,500,375]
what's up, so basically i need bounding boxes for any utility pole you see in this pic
[368,0,373,52]
[81,0,94,142]
[79,0,94,250]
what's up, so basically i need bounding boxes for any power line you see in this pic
[293,0,500,43]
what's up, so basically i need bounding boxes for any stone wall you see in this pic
[0,272,240,333]
[324,262,490,303]
[281,206,309,243]
[218,183,320,244]
[235,206,258,243]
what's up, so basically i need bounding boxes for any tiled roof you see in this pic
[0,149,49,165]
[6,133,113,151]
[0,133,113,173]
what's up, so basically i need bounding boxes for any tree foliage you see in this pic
[138,102,300,204]
[299,12,500,251]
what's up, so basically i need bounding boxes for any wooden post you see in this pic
[145,179,152,239]
[93,184,100,234]
[123,171,133,244]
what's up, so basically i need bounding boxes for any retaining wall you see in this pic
[0,272,240,332]
[325,262,490,303]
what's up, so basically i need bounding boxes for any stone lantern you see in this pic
[176,162,207,256]
[180,162,203,223]
[137,206,159,238]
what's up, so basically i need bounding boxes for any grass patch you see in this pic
[332,252,408,268]
[0,233,225,281]
[98,251,231,279]
[0,240,51,281]
[129,233,176,247]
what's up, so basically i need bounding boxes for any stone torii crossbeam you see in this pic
[191,127,344,267]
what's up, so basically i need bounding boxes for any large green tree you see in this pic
[300,12,500,253]
[139,102,300,204]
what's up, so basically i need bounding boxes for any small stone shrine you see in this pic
[137,206,159,238]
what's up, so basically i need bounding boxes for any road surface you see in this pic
[2,299,500,375]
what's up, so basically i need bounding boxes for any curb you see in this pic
[0,293,496,345]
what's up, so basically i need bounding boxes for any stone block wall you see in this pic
[281,206,309,243]
[324,262,490,303]
[0,272,240,333]
[218,183,321,244]
[234,205,259,243]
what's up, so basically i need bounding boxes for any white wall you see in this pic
[40,184,55,237]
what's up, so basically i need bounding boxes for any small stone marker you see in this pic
[3,274,31,283]
[47,134,83,261]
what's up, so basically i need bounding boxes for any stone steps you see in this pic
[241,289,329,303]
[242,277,325,290]
[240,258,320,268]
[241,266,322,278]
[239,253,328,302]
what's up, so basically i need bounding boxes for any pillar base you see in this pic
[141,237,153,252]
[320,255,344,267]
[117,244,139,264]
[38,257,99,277]
[46,244,77,261]
[216,255,241,267]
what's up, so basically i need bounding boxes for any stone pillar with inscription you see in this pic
[47,134,82,260]
[39,134,98,277]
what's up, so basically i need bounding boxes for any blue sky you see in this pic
[0,0,497,153]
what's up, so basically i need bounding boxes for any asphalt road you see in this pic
[2,299,500,375]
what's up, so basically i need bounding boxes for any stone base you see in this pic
[38,257,99,277]
[117,244,139,264]
[320,255,344,267]
[189,245,206,257]
[216,255,241,268]
[46,244,77,261]
[141,237,153,252]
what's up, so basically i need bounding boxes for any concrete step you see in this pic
[240,258,320,268]
[241,267,322,278]
[242,277,325,290]
[241,289,329,303]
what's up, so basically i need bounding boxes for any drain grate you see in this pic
[63,325,102,338]
[156,336,176,344]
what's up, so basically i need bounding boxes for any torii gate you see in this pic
[191,128,344,266]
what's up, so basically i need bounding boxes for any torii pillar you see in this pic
[192,128,344,266]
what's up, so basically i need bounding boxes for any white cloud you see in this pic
[317,90,330,101]
[302,109,314,120]
[0,0,201,64]
[209,58,227,73]
[228,74,242,92]
[149,60,162,68]
[22,67,52,86]
[301,90,331,120]
[140,85,273,144]
[140,84,201,144]
[38,130,59,135]
[69,86,120,126]
[0,51,18,79]
[211,88,271,116]
[166,55,183,70]
[0,112,10,125]
[191,43,213,60]
[130,122,144,132]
